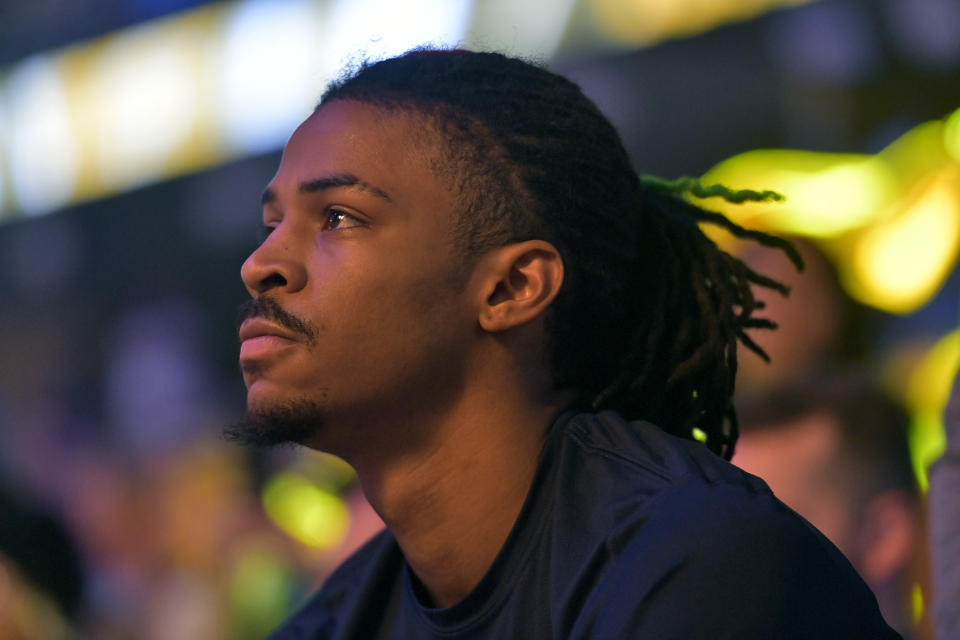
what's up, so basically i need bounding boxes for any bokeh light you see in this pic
[5,55,78,216]
[848,174,960,314]
[466,0,578,58]
[227,541,295,640]
[262,472,350,549]
[0,94,7,215]
[700,107,960,314]
[325,0,473,64]
[91,21,203,190]
[217,0,328,154]
[587,0,813,47]
[906,329,960,492]
[701,151,896,237]
[944,106,960,163]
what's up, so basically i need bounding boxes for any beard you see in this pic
[224,398,326,447]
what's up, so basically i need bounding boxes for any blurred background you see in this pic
[0,0,958,638]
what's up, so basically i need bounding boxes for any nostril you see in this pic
[262,273,287,290]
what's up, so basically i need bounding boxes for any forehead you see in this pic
[273,100,453,205]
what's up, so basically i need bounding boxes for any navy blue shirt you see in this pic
[269,411,900,638]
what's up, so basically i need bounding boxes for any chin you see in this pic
[224,396,326,447]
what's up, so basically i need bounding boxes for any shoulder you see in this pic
[552,410,799,570]
[551,410,773,524]
[572,482,897,638]
[266,529,401,639]
[561,410,757,487]
[551,411,899,638]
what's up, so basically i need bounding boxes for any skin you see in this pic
[733,414,855,550]
[736,241,843,392]
[734,414,918,632]
[239,99,569,607]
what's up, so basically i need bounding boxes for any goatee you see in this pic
[224,399,325,447]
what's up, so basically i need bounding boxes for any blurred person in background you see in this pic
[229,48,896,638]
[735,238,877,397]
[0,478,84,640]
[734,376,924,638]
[60,442,306,640]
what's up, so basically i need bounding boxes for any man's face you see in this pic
[235,100,476,454]
[733,414,855,554]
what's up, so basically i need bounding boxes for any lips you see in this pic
[239,317,300,343]
[239,318,300,363]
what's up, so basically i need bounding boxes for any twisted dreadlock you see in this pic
[320,49,801,460]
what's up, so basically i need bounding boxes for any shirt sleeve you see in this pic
[568,479,902,639]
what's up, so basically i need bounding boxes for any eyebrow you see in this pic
[260,173,393,206]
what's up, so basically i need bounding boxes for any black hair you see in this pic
[319,48,800,460]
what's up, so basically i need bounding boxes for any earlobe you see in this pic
[856,490,918,586]
[477,240,564,333]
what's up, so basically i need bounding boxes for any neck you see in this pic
[349,393,567,608]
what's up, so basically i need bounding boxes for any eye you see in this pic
[259,225,276,242]
[324,208,364,231]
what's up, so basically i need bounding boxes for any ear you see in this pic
[855,490,918,586]
[476,240,564,333]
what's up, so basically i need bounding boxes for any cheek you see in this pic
[324,238,461,320]
[304,228,469,358]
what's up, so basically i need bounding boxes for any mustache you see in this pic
[236,297,317,345]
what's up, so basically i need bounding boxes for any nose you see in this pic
[240,227,308,297]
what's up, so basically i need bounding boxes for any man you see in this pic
[733,377,923,637]
[734,238,877,396]
[229,49,897,638]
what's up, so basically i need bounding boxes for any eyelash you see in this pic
[324,208,363,231]
[259,208,363,241]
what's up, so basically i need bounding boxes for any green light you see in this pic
[906,330,960,492]
[701,108,960,314]
[228,549,293,640]
[944,107,960,163]
[912,582,924,624]
[691,427,708,443]
[701,150,896,237]
[262,471,350,549]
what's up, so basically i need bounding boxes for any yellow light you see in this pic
[944,107,960,163]
[262,472,350,549]
[883,120,951,178]
[587,0,813,47]
[702,109,960,312]
[912,582,924,623]
[691,427,708,443]
[701,150,897,237]
[847,174,960,314]
[784,160,896,232]
[905,330,960,492]
[90,18,207,190]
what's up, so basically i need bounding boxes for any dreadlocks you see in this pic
[319,48,800,460]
